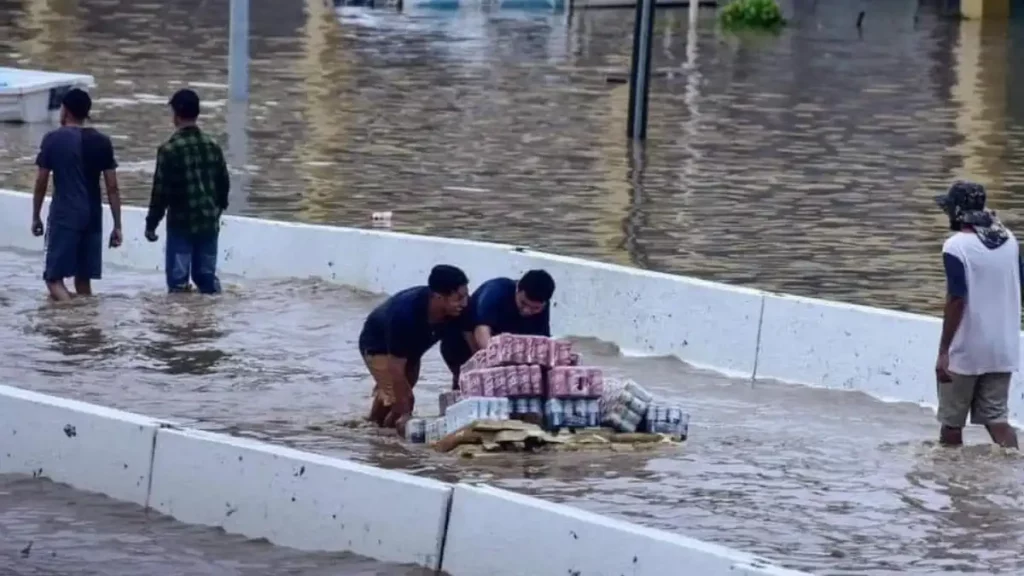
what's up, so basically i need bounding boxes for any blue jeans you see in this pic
[165,229,221,294]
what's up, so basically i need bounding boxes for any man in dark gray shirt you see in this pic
[31,88,123,301]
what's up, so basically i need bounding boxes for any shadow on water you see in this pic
[1,0,1023,315]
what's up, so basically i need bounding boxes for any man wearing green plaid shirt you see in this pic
[144,89,230,294]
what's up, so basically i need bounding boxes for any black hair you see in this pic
[518,269,555,302]
[168,88,201,120]
[61,88,92,121]
[428,265,468,295]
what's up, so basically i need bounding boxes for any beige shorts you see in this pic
[936,371,1011,428]
[363,354,420,407]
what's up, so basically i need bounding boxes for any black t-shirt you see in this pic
[358,286,465,361]
[81,128,117,234]
[440,277,551,368]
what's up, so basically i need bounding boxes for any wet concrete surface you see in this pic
[0,475,434,576]
[2,248,1024,575]
[1,0,1022,315]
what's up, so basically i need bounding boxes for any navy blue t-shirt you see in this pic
[36,126,117,234]
[358,286,464,361]
[440,277,551,368]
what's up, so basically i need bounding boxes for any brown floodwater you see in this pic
[1,248,1024,575]
[1,0,1023,316]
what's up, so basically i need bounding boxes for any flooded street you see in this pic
[3,0,1024,573]
[1,0,1023,314]
[2,248,1024,574]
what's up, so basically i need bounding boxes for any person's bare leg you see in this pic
[46,281,73,302]
[368,395,389,427]
[939,425,964,446]
[984,423,1018,449]
[73,278,92,296]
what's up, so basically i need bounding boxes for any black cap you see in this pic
[168,88,201,120]
[61,88,92,120]
[934,180,987,216]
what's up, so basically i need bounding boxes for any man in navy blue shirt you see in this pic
[441,269,556,386]
[358,264,470,431]
[31,88,123,301]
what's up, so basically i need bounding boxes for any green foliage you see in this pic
[718,0,786,31]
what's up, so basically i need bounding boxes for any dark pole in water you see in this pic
[626,0,657,140]
[228,0,250,101]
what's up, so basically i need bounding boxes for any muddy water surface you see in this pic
[2,248,1024,575]
[1,0,1023,314]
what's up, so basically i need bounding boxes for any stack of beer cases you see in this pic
[455,334,604,432]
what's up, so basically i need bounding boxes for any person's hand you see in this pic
[383,393,414,429]
[108,228,122,248]
[31,218,44,237]
[936,351,952,383]
[144,228,159,243]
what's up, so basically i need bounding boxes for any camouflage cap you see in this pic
[935,180,987,222]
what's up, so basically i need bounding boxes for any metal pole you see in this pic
[226,100,250,213]
[228,0,250,101]
[626,0,656,140]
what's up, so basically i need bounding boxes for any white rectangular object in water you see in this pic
[0,67,96,123]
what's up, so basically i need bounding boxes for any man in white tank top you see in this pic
[934,181,1020,448]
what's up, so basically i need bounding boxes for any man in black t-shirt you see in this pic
[358,264,470,431]
[31,88,123,301]
[440,269,555,387]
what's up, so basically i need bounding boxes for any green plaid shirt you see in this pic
[145,126,230,236]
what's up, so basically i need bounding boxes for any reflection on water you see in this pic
[1,0,1022,315]
[1,248,1024,574]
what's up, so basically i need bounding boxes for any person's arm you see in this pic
[472,325,492,351]
[215,145,230,212]
[472,283,503,349]
[32,135,52,225]
[32,169,49,224]
[1019,253,1023,304]
[101,139,121,231]
[145,146,170,232]
[939,252,967,355]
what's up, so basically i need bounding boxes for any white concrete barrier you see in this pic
[147,427,452,570]
[441,483,809,576]
[0,188,762,377]
[0,385,812,574]
[0,384,160,507]
[756,292,1024,423]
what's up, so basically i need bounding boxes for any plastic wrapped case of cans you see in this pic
[404,417,427,444]
[642,403,690,440]
[444,397,511,433]
[510,396,545,424]
[459,365,544,397]
[438,390,462,416]
[547,366,604,398]
[545,398,601,429]
[461,334,575,371]
[425,417,448,444]
[598,379,654,433]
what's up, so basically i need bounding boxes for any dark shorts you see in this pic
[43,225,101,283]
